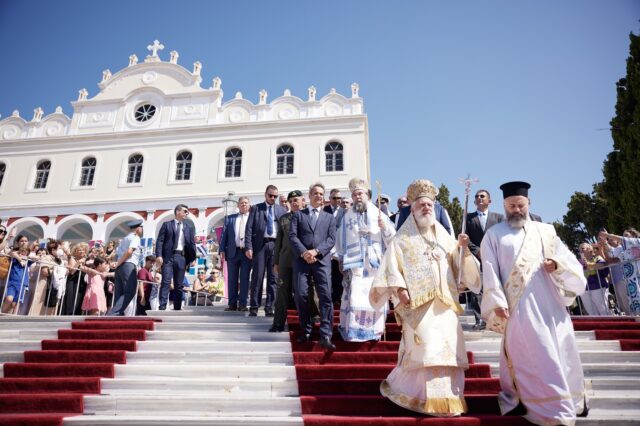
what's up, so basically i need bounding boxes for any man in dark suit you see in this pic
[465,189,503,330]
[245,185,287,316]
[155,204,197,311]
[290,182,337,350]
[219,196,252,311]
[324,188,344,305]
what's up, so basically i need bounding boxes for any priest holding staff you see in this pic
[370,179,481,417]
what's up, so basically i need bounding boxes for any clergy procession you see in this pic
[222,177,591,425]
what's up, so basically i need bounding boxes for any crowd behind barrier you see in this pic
[0,231,638,319]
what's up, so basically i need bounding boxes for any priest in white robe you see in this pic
[370,179,481,416]
[481,181,588,426]
[336,177,395,341]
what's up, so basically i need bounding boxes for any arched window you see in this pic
[175,151,192,181]
[127,154,144,184]
[325,142,344,172]
[34,160,51,189]
[276,145,294,175]
[80,157,97,186]
[225,148,242,178]
[0,162,5,187]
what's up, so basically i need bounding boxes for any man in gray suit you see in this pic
[465,189,504,330]
[290,182,337,350]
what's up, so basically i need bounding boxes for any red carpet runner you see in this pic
[0,318,157,426]
[287,309,639,425]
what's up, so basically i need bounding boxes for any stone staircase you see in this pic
[0,306,639,425]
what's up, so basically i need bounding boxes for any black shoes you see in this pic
[238,306,248,312]
[248,308,258,317]
[296,333,311,343]
[472,321,487,331]
[224,306,237,311]
[268,325,284,332]
[319,336,336,351]
[265,308,274,317]
[505,401,527,416]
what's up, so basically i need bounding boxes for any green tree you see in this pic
[555,184,608,252]
[602,32,640,232]
[437,184,464,236]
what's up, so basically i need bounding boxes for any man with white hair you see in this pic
[480,181,588,425]
[370,179,480,416]
[336,178,395,341]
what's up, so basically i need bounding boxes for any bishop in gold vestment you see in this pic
[370,179,481,416]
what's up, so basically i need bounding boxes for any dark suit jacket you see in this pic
[530,213,542,222]
[396,201,452,234]
[155,220,197,265]
[275,212,295,269]
[465,211,504,258]
[245,202,287,252]
[219,213,246,259]
[289,207,336,267]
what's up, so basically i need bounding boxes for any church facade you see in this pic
[0,41,370,243]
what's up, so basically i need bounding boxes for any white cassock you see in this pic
[481,220,588,426]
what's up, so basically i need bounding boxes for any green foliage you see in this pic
[602,32,640,233]
[437,184,464,236]
[555,185,608,252]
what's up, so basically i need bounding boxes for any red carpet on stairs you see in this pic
[288,309,532,426]
[0,317,157,426]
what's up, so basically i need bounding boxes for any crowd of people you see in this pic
[1,177,639,425]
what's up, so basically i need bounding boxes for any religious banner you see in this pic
[214,226,227,300]
[620,240,640,315]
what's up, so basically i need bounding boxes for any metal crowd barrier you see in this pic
[0,253,224,317]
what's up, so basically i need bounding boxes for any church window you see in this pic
[325,142,344,172]
[276,145,294,175]
[225,148,242,178]
[0,162,5,187]
[34,160,51,189]
[175,151,192,181]
[134,104,156,122]
[127,154,144,183]
[80,157,97,186]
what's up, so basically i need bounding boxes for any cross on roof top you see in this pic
[147,40,165,57]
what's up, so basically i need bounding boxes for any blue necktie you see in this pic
[311,208,318,229]
[267,205,274,236]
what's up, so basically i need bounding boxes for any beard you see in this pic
[507,211,527,229]
[354,200,368,213]
[413,209,435,230]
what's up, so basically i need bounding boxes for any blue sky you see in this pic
[1,1,638,223]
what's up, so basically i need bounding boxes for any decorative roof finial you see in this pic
[11,110,20,118]
[284,89,291,97]
[259,89,268,105]
[101,69,112,82]
[147,39,164,59]
[235,92,243,100]
[128,54,138,67]
[170,50,179,64]
[351,82,359,98]
[32,107,44,122]
[329,88,336,95]
[78,88,88,101]
[212,77,222,90]
[55,106,63,114]
[192,61,202,76]
[308,86,317,101]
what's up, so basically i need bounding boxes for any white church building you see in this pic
[0,41,370,243]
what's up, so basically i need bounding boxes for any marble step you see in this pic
[126,351,293,364]
[65,415,304,425]
[587,377,640,391]
[489,363,640,378]
[100,377,298,396]
[82,394,302,416]
[63,415,640,426]
[472,350,640,364]
[113,363,297,379]
[146,330,291,341]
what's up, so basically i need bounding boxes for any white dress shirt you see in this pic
[235,213,249,248]
[175,220,185,250]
